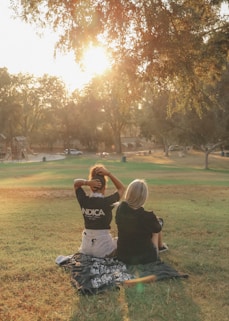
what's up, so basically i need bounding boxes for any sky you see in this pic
[0,1,100,92]
[0,1,228,92]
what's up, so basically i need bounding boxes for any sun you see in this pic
[58,45,111,92]
[81,46,111,77]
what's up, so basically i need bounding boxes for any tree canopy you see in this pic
[11,0,229,113]
[3,1,229,160]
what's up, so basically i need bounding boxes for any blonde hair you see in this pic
[125,179,148,209]
[89,164,107,189]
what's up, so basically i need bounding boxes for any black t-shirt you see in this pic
[76,188,120,229]
[115,201,162,264]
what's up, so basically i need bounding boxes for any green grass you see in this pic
[0,154,229,321]
[1,156,228,187]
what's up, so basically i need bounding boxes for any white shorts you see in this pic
[79,229,117,258]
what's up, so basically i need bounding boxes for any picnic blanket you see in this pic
[56,253,188,295]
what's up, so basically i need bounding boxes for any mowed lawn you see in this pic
[0,150,228,321]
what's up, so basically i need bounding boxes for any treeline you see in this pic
[0,65,228,157]
[1,0,229,169]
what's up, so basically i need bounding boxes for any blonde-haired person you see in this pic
[115,179,168,265]
[74,164,125,258]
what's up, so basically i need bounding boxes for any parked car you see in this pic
[168,145,183,151]
[64,149,83,155]
[96,151,110,157]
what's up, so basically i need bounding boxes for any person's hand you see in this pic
[95,166,109,176]
[90,179,102,189]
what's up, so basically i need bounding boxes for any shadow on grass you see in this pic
[69,279,201,321]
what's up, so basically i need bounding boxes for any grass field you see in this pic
[0,150,229,321]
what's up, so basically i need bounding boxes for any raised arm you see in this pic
[73,178,102,191]
[95,166,125,198]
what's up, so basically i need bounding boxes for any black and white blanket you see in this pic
[56,253,188,295]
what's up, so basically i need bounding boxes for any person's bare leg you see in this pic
[156,232,169,252]
[152,232,166,251]
[152,233,159,251]
[158,232,164,248]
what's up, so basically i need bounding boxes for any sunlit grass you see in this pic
[0,153,229,321]
[1,152,228,188]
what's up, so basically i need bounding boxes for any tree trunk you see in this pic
[113,129,122,154]
[204,151,210,170]
[162,136,169,157]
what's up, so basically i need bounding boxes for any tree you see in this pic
[177,63,229,169]
[0,67,11,89]
[11,74,67,144]
[214,63,229,142]
[139,63,229,169]
[31,75,69,149]
[138,86,186,156]
[72,86,104,151]
[11,0,229,116]
[89,67,140,153]
[0,68,22,143]
[0,70,68,150]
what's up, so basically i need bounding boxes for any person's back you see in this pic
[74,164,125,258]
[76,188,117,230]
[116,200,161,264]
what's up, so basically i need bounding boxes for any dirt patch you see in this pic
[127,149,229,169]
[0,188,73,200]
[1,185,228,202]
[2,153,66,163]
